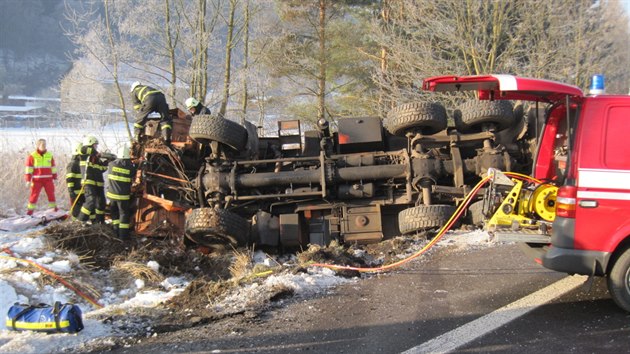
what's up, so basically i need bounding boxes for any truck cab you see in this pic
[423,74,630,311]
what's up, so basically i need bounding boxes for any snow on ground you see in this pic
[0,215,360,354]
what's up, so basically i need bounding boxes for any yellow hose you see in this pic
[310,172,542,273]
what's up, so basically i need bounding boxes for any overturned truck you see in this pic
[132,101,533,249]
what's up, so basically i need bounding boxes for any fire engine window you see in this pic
[604,106,630,169]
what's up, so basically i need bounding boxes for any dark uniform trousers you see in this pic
[107,158,135,240]
[133,90,172,143]
[66,156,84,219]
[77,145,107,223]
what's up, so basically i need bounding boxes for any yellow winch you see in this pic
[485,169,558,230]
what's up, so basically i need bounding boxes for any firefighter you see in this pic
[65,142,84,219]
[77,135,108,224]
[106,144,136,240]
[130,81,172,145]
[184,97,211,116]
[24,139,57,215]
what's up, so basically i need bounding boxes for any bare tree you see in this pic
[64,0,132,142]
[371,0,630,110]
[218,0,239,118]
[239,0,250,124]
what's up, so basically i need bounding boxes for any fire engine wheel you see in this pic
[607,248,630,312]
[454,100,515,133]
[398,204,457,234]
[185,208,250,248]
[189,114,248,151]
[385,102,448,136]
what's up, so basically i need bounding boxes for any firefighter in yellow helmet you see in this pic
[185,97,211,116]
[130,81,172,145]
[77,135,107,224]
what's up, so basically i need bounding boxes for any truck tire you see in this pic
[185,208,250,248]
[385,102,447,136]
[189,114,247,151]
[398,204,457,234]
[454,100,514,133]
[465,200,487,227]
[607,248,630,312]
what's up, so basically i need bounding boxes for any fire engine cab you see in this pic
[423,74,630,312]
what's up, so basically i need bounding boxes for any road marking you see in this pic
[401,275,587,354]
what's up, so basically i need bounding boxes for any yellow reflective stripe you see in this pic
[51,167,57,174]
[112,167,130,174]
[133,104,142,110]
[79,161,87,167]
[27,203,36,210]
[137,86,148,100]
[134,123,144,128]
[80,207,91,215]
[82,180,95,185]
[112,220,120,225]
[25,167,34,173]
[138,87,160,102]
[95,209,105,215]
[108,175,131,183]
[106,192,130,201]
[67,182,75,187]
[5,319,71,330]
[87,162,107,170]
[119,223,130,229]
[67,173,82,178]
[160,124,172,130]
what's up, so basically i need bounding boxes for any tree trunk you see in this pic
[317,0,327,122]
[240,0,249,124]
[219,0,237,118]
[165,0,177,105]
[104,0,132,143]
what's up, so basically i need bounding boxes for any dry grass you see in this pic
[229,246,254,280]
[0,150,71,216]
[111,260,164,288]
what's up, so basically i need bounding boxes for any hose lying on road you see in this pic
[310,171,541,273]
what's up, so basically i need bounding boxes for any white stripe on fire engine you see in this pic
[577,191,630,201]
[491,74,518,90]
[579,169,630,190]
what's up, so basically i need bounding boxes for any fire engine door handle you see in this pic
[579,200,598,208]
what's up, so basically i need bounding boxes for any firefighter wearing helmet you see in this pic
[129,81,172,145]
[106,144,136,240]
[77,135,107,224]
[185,97,211,116]
[66,142,85,219]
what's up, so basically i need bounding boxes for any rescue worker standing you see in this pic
[106,144,136,240]
[78,135,107,224]
[65,142,84,219]
[130,81,172,145]
[24,139,57,215]
[185,97,211,116]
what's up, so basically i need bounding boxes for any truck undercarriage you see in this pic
[131,100,536,250]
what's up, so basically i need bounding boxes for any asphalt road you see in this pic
[101,243,630,353]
